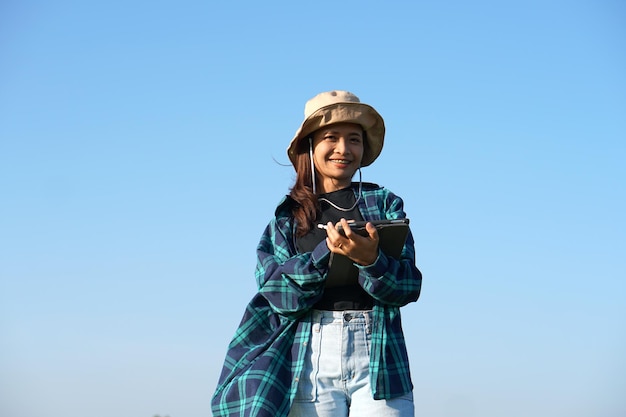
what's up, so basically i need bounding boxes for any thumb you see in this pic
[365,222,379,241]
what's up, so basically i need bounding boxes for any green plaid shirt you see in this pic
[212,184,422,417]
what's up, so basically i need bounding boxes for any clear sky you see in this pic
[1,1,624,416]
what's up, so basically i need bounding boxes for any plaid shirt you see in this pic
[212,184,422,417]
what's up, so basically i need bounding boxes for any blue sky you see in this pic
[1,1,624,416]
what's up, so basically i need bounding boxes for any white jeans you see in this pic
[288,310,414,417]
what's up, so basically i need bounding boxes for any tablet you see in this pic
[317,218,410,236]
[323,218,410,288]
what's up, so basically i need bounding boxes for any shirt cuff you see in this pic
[311,239,331,269]
[355,249,389,277]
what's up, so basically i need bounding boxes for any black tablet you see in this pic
[324,218,410,288]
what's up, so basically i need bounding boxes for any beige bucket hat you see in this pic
[287,90,385,167]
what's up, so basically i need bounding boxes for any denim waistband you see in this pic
[310,309,373,329]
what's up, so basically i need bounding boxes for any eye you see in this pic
[350,136,363,144]
[324,135,337,141]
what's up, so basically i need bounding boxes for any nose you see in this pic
[335,137,351,154]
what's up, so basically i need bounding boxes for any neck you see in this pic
[318,179,351,194]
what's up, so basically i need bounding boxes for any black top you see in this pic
[295,186,374,311]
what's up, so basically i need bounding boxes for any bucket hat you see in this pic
[287,90,385,167]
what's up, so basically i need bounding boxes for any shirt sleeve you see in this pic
[357,192,422,307]
[255,217,331,318]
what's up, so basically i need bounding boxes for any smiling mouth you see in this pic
[330,159,352,165]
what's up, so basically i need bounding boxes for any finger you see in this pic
[325,221,337,237]
[326,237,345,253]
[365,222,379,241]
[339,218,353,239]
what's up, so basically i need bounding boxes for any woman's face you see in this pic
[311,122,364,193]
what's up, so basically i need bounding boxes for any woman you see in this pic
[212,91,422,417]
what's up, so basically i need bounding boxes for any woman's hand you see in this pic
[325,218,379,266]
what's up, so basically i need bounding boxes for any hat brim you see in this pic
[287,102,385,168]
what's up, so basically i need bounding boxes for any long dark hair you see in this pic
[289,139,318,237]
